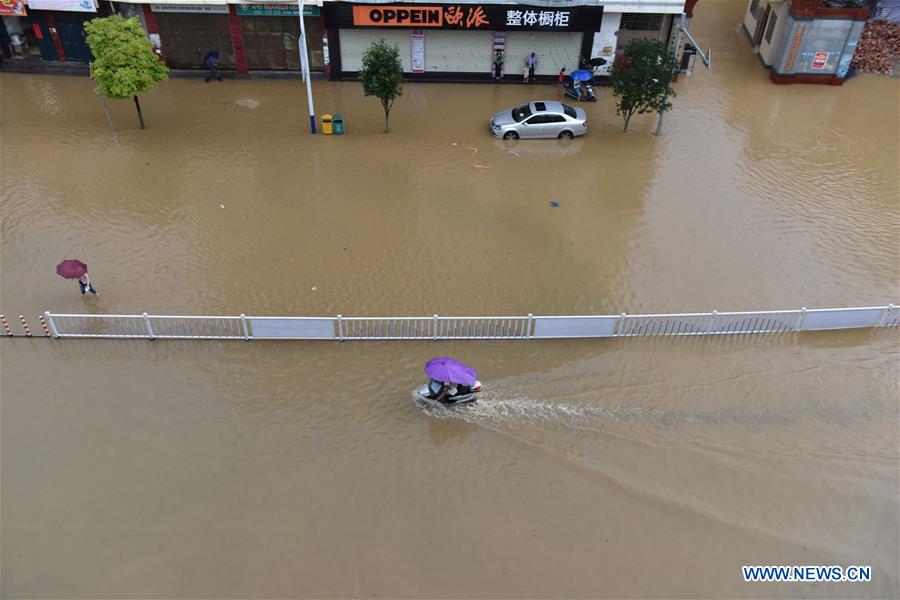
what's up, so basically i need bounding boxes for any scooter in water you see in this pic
[418,378,483,405]
[563,80,598,102]
[419,356,482,405]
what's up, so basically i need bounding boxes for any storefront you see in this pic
[236,3,323,70]
[322,2,603,80]
[12,0,98,62]
[149,3,234,69]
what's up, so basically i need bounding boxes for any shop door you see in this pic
[340,28,411,72]
[302,16,323,69]
[55,11,92,62]
[240,15,322,71]
[155,13,234,69]
[506,31,583,75]
[422,30,492,73]
[25,14,59,60]
[241,16,296,70]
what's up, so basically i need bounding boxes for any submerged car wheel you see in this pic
[503,131,519,140]
[558,130,574,140]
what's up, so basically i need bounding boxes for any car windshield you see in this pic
[512,104,532,122]
[563,104,577,118]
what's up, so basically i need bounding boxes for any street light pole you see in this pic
[655,12,711,136]
[298,0,316,133]
[655,13,684,137]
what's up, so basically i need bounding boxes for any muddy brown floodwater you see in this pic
[2,2,899,598]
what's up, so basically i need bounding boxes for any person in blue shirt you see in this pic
[203,51,222,83]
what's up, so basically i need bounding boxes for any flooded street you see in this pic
[2,1,899,597]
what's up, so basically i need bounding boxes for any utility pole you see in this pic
[298,0,316,133]
[655,12,711,136]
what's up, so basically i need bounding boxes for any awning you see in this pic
[26,0,97,11]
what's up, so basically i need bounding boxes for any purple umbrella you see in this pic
[424,357,477,386]
[56,259,88,279]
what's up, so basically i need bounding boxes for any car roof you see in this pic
[530,100,565,113]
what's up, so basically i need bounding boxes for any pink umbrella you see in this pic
[56,259,88,279]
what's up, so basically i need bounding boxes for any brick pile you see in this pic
[851,19,900,75]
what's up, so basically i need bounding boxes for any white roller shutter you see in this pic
[505,31,584,75]
[340,29,412,72]
[422,30,493,73]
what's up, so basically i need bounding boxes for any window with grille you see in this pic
[619,13,665,32]
[749,0,760,17]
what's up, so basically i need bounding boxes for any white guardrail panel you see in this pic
[248,317,335,339]
[801,306,891,331]
[533,316,617,338]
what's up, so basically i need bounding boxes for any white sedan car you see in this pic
[490,101,588,140]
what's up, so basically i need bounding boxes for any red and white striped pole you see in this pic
[19,315,32,337]
[38,315,51,337]
[0,315,11,336]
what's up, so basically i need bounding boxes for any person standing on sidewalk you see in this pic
[522,62,530,83]
[527,52,538,82]
[204,51,222,83]
[493,50,504,81]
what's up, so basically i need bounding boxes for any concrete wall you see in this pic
[590,11,620,76]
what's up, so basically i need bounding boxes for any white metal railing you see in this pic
[46,312,248,340]
[38,305,898,341]
[336,315,534,340]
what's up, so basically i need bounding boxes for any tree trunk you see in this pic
[623,112,632,133]
[384,107,391,133]
[133,95,146,130]
[97,89,117,142]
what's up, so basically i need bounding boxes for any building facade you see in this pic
[742,0,868,85]
[323,0,688,80]
[1,0,690,79]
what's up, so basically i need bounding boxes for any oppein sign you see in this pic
[353,5,444,26]
[341,4,600,31]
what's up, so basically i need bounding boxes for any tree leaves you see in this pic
[610,39,679,132]
[84,15,168,100]
[359,40,404,132]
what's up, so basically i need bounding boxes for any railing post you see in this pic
[616,312,627,336]
[796,307,807,332]
[240,313,250,340]
[877,304,894,327]
[44,311,60,339]
[706,310,718,335]
[433,314,439,341]
[337,314,344,341]
[527,313,533,339]
[143,312,155,340]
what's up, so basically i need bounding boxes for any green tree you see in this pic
[610,38,679,133]
[359,40,404,133]
[84,15,168,129]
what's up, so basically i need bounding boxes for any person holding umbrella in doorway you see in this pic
[57,259,98,295]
